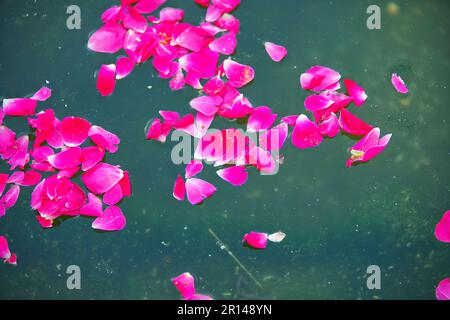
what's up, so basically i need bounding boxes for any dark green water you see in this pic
[0,0,449,299]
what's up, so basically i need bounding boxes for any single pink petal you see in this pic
[179,49,219,79]
[218,94,252,119]
[209,32,237,55]
[47,147,82,170]
[435,211,450,243]
[304,94,335,112]
[185,71,203,89]
[195,0,210,7]
[2,98,37,116]
[118,171,132,197]
[291,114,323,149]
[189,95,222,116]
[264,42,287,62]
[217,166,248,186]
[31,87,52,101]
[60,117,92,147]
[215,13,240,34]
[82,163,124,194]
[103,183,123,206]
[159,7,184,22]
[200,22,225,36]
[185,178,216,205]
[247,106,277,132]
[391,73,408,94]
[173,175,186,201]
[223,59,255,88]
[134,0,166,14]
[101,6,123,23]
[36,215,53,228]
[436,278,450,300]
[57,166,80,179]
[169,69,185,91]
[242,231,268,249]
[2,185,20,209]
[175,26,214,52]
[194,113,214,138]
[246,146,277,174]
[145,118,171,142]
[123,6,148,33]
[0,236,11,260]
[81,146,105,171]
[172,272,196,299]
[343,79,367,107]
[116,56,135,80]
[212,0,241,12]
[92,206,126,231]
[88,126,120,153]
[347,128,392,167]
[79,193,102,217]
[88,23,126,54]
[152,56,179,79]
[0,174,8,196]
[300,65,341,92]
[31,146,54,162]
[185,160,204,179]
[6,171,24,184]
[318,113,340,138]
[0,126,16,154]
[185,294,213,300]
[339,108,373,136]
[6,252,17,265]
[96,64,116,97]
[19,170,42,186]
[205,5,223,23]
[7,136,30,170]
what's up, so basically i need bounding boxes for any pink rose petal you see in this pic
[31,86,52,101]
[79,193,103,217]
[185,178,216,205]
[391,73,408,94]
[300,65,341,92]
[0,236,11,260]
[264,42,287,62]
[92,206,126,231]
[216,166,248,186]
[436,278,450,300]
[223,59,255,88]
[134,0,166,14]
[435,210,450,243]
[47,147,82,170]
[82,163,124,194]
[81,146,105,171]
[116,56,135,80]
[242,231,268,249]
[291,114,323,149]
[172,272,196,299]
[318,112,340,138]
[60,117,92,147]
[88,23,126,54]
[2,185,20,209]
[88,125,120,153]
[343,79,367,107]
[339,108,373,136]
[179,48,219,79]
[209,32,237,55]
[2,98,37,117]
[173,175,186,201]
[96,64,116,97]
[189,95,222,116]
[247,106,277,132]
[185,160,204,179]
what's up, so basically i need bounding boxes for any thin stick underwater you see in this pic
[208,228,264,290]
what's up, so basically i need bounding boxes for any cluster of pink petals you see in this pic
[1,86,132,260]
[242,231,286,249]
[172,272,213,300]
[89,0,244,96]
[0,235,16,265]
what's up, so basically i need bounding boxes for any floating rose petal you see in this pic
[2,98,37,117]
[343,79,367,107]
[247,106,277,132]
[176,26,214,52]
[173,175,186,201]
[259,122,288,151]
[185,160,204,179]
[0,174,7,196]
[436,278,450,300]
[217,166,248,186]
[47,147,82,170]
[159,7,184,22]
[96,64,116,97]
[339,108,373,136]
[6,136,30,170]
[391,73,408,94]
[318,113,340,138]
[1,185,20,210]
[81,146,105,171]
[134,0,167,14]
[79,193,103,217]
[123,6,148,33]
[190,95,222,116]
[346,128,392,167]
[291,114,323,149]
[82,163,124,195]
[223,59,255,88]
[31,87,52,102]
[36,215,53,228]
[300,65,341,92]
[264,42,287,62]
[435,210,450,243]
[60,117,92,147]
[185,178,216,205]
[209,32,237,55]
[215,13,240,34]
[116,56,135,80]
[179,48,219,79]
[88,23,126,54]
[242,231,268,249]
[89,125,120,153]
[0,126,16,154]
[92,206,126,231]
[172,272,196,299]
[0,236,11,261]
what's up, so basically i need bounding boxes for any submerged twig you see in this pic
[208,228,263,290]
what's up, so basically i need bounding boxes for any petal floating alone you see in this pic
[264,42,287,62]
[96,64,116,97]
[267,231,286,243]
[2,98,37,117]
[31,87,52,102]
[216,166,248,186]
[172,272,196,299]
[435,210,450,243]
[92,206,126,231]
[242,231,268,249]
[436,278,450,301]
[116,56,135,80]
[185,178,216,205]
[0,236,11,260]
[173,175,186,201]
[185,160,204,179]
[391,73,408,94]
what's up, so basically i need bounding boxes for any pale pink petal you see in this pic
[88,23,126,54]
[2,98,37,116]
[268,231,286,243]
[96,64,116,97]
[47,147,82,170]
[300,65,341,92]
[2,185,20,209]
[391,73,408,94]
[185,160,204,179]
[179,49,219,79]
[116,56,135,80]
[223,59,255,88]
[92,206,126,231]
[343,79,367,107]
[82,163,124,194]
[173,175,186,201]
[31,87,52,101]
[0,236,11,260]
[103,183,123,206]
[242,231,268,249]
[339,108,373,136]
[318,113,340,138]
[209,32,237,55]
[264,42,287,62]
[172,272,196,299]
[6,171,24,184]
[81,146,105,171]
[436,278,450,300]
[60,117,92,147]
[291,114,323,149]
[189,95,222,116]
[79,193,102,217]
[217,166,248,186]
[88,125,120,153]
[435,211,450,243]
[185,178,216,205]
[134,0,166,14]
[247,106,277,132]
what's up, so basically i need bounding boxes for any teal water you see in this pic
[0,0,449,299]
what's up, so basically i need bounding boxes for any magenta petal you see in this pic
[247,106,277,132]
[190,95,222,116]
[60,117,92,147]
[215,13,240,34]
[347,128,392,167]
[185,160,204,179]
[339,108,373,136]
[82,163,124,194]
[88,125,120,153]
[7,136,30,170]
[343,79,367,107]
[88,23,126,54]
[0,126,16,154]
[116,56,135,80]
[36,215,53,228]
[169,69,185,91]
[304,94,334,112]
[0,174,8,196]
[435,210,450,243]
[217,166,248,186]
[31,87,52,101]
[391,73,408,94]
[185,294,213,301]
[185,178,216,205]
[436,278,450,300]
[242,231,268,249]
[2,185,20,209]
[159,7,184,22]
[123,7,148,33]
[173,175,186,201]
[81,146,105,171]
[96,64,116,97]
[176,26,214,52]
[318,113,340,138]
[212,0,241,12]
[264,42,287,62]
[79,193,102,217]
[209,32,237,55]
[0,236,11,260]
[47,147,82,170]
[205,5,223,23]
[223,59,255,88]
[92,206,126,231]
[172,272,196,299]
[2,98,37,116]
[179,48,219,79]
[103,183,124,206]
[19,170,42,186]
[134,0,166,14]
[300,65,341,92]
[291,114,323,149]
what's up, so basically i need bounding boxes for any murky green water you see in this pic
[0,0,449,300]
